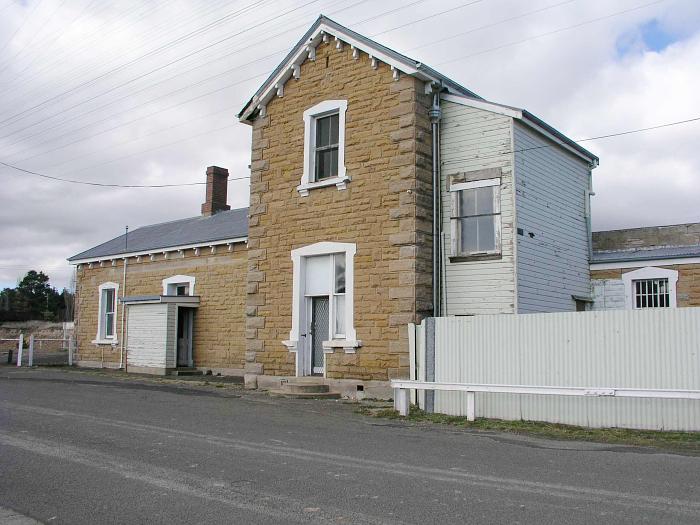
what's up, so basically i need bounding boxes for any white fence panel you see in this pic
[426,308,700,430]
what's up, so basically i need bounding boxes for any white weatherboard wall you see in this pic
[126,303,177,369]
[591,279,626,310]
[513,122,592,313]
[425,309,700,431]
[440,99,516,315]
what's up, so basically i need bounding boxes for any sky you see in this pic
[1,0,699,291]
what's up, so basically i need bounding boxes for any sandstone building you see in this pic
[69,17,599,394]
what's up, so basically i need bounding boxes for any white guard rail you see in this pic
[392,380,700,420]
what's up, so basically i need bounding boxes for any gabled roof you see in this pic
[238,15,481,123]
[68,207,249,263]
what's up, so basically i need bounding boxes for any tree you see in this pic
[0,270,72,322]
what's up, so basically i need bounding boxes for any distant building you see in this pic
[591,223,700,310]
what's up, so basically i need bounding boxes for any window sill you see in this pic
[297,175,350,196]
[92,338,117,346]
[322,339,362,354]
[449,252,502,263]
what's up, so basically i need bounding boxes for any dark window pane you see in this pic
[316,116,330,147]
[334,254,345,294]
[459,217,478,253]
[477,215,496,251]
[330,114,339,144]
[458,190,476,216]
[475,186,495,215]
[330,148,338,177]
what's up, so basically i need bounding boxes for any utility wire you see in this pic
[0,0,312,127]
[0,160,250,188]
[0,0,369,146]
[3,115,700,188]
[436,0,665,66]
[404,0,576,52]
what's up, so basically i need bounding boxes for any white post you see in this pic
[466,391,476,422]
[16,334,23,367]
[68,336,74,366]
[394,388,410,417]
[28,335,34,367]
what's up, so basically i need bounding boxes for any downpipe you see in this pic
[430,91,442,318]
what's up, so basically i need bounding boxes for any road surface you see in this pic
[0,368,698,524]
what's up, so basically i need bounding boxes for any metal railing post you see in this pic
[68,336,74,366]
[16,335,23,367]
[28,335,34,367]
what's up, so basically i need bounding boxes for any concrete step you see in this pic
[268,389,341,399]
[170,368,203,376]
[281,383,330,394]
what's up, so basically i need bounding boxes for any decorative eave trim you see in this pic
[239,20,451,123]
[70,236,247,265]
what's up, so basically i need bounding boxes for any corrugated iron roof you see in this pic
[68,207,248,262]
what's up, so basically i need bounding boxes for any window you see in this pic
[633,279,670,308]
[162,275,196,296]
[450,177,501,256]
[333,253,346,337]
[621,267,678,309]
[95,282,119,343]
[314,113,339,181]
[299,100,348,196]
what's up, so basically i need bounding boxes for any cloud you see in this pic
[0,0,698,290]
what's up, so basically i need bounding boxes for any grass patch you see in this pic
[356,404,700,454]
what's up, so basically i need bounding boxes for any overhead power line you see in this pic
[0,160,251,188]
[3,115,700,189]
[436,0,665,66]
[0,0,314,128]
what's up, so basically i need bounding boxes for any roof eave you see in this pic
[237,15,479,123]
[68,236,248,265]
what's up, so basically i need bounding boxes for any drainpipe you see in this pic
[429,90,442,317]
[119,226,128,369]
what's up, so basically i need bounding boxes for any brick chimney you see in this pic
[201,166,231,216]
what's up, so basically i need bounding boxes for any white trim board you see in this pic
[591,257,700,270]
[70,237,247,265]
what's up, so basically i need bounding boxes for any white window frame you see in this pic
[283,242,360,376]
[449,177,502,257]
[162,275,196,296]
[298,100,349,196]
[622,266,678,309]
[94,282,119,345]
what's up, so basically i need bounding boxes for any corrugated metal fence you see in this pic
[410,309,700,431]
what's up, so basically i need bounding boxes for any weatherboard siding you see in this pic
[126,303,175,369]
[439,99,516,315]
[513,121,592,313]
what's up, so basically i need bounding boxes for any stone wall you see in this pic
[593,223,700,251]
[245,39,433,381]
[74,244,247,371]
[591,264,700,307]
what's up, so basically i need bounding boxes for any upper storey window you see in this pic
[314,113,339,180]
[298,100,348,196]
[450,177,502,257]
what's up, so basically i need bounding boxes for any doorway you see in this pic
[310,296,329,375]
[176,307,193,367]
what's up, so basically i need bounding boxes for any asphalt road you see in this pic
[0,368,698,524]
